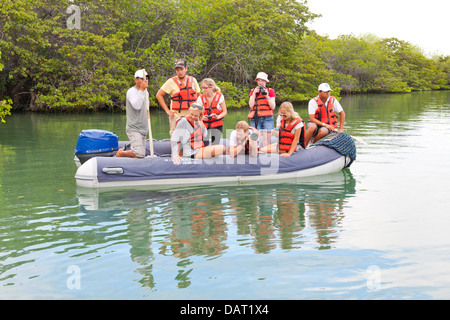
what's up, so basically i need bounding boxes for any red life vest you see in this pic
[201,92,223,129]
[314,96,338,128]
[171,76,198,111]
[247,90,273,119]
[185,117,204,150]
[279,117,305,151]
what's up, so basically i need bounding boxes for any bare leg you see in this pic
[195,145,226,159]
[313,127,329,143]
[259,143,278,154]
[262,131,271,148]
[304,124,317,146]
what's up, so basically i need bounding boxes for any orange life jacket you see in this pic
[185,117,204,150]
[201,92,223,129]
[279,117,305,151]
[314,96,338,128]
[171,76,198,111]
[247,90,273,119]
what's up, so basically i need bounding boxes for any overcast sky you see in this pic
[305,0,450,56]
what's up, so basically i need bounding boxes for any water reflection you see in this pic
[76,169,356,289]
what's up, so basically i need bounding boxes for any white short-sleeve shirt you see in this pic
[276,116,304,133]
[196,95,225,111]
[308,97,343,115]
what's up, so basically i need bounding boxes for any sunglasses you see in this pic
[190,104,204,111]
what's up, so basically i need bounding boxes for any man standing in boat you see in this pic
[304,83,346,145]
[156,59,201,135]
[116,69,149,158]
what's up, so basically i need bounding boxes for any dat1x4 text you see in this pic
[224,304,268,315]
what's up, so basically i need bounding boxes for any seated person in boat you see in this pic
[260,102,305,157]
[171,103,226,164]
[304,83,345,145]
[228,121,260,158]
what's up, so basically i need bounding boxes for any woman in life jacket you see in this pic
[171,103,226,164]
[228,121,260,158]
[260,102,305,157]
[197,78,228,146]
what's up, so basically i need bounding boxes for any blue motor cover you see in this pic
[75,129,118,154]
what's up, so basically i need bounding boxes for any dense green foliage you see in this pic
[0,51,11,122]
[0,0,449,118]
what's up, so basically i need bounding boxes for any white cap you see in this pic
[255,72,269,83]
[134,69,148,79]
[318,83,332,92]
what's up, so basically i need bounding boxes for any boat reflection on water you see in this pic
[76,169,356,288]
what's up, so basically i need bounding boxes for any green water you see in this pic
[1,91,450,300]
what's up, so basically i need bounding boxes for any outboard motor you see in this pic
[74,129,119,165]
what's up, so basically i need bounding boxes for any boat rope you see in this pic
[313,132,356,166]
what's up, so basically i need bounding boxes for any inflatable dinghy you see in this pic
[74,129,356,189]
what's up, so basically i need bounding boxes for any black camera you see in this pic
[259,86,267,96]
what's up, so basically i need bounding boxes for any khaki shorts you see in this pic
[126,129,146,158]
[169,109,190,135]
[307,120,330,136]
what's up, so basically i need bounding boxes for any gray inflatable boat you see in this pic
[74,133,356,189]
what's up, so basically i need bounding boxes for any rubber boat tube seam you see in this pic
[75,155,348,189]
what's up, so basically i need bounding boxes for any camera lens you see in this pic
[259,86,267,95]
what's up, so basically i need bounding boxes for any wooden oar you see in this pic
[142,69,155,157]
[350,134,367,145]
[333,129,367,145]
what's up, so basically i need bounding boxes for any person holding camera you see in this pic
[260,102,305,157]
[196,78,228,146]
[156,59,200,136]
[247,72,276,148]
[228,121,260,158]
[116,69,149,158]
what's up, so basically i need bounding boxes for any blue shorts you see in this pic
[250,116,274,131]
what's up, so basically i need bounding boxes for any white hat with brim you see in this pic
[134,69,148,79]
[255,72,269,83]
[318,83,332,92]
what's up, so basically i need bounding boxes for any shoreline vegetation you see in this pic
[1,0,449,123]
